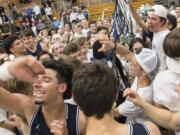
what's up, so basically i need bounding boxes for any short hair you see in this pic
[3,35,19,54]
[89,21,96,27]
[71,37,87,47]
[42,59,73,99]
[159,17,167,26]
[23,29,35,37]
[163,28,180,58]
[167,13,177,31]
[63,42,81,55]
[129,37,148,52]
[59,55,81,70]
[37,51,54,60]
[72,61,117,119]
[96,26,109,34]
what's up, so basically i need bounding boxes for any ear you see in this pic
[58,83,67,94]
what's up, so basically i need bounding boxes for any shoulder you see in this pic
[144,121,161,135]
[13,93,36,122]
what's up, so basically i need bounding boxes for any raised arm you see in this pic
[124,88,180,131]
[0,56,45,85]
[130,4,149,33]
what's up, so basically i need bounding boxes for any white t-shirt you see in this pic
[152,29,170,71]
[118,77,153,124]
[70,12,78,23]
[153,70,180,112]
[33,5,41,15]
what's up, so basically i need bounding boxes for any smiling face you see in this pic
[10,39,26,56]
[22,36,35,48]
[33,69,65,104]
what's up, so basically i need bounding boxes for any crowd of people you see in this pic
[0,0,180,135]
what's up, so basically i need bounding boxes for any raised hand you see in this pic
[8,56,45,83]
[50,120,68,135]
[123,88,143,107]
[95,34,115,53]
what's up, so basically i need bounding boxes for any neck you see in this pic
[42,97,66,124]
[28,44,36,51]
[137,75,151,88]
[156,25,168,33]
[86,113,122,135]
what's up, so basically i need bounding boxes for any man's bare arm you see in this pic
[124,89,180,131]
[130,4,149,33]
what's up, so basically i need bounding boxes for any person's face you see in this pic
[90,23,97,33]
[10,39,26,56]
[81,20,89,29]
[103,19,110,29]
[52,44,64,56]
[130,56,143,76]
[80,43,88,60]
[147,14,162,32]
[132,42,143,53]
[22,36,35,48]
[51,35,61,44]
[75,26,83,33]
[33,69,65,104]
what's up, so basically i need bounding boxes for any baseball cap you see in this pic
[148,5,168,18]
[135,48,160,79]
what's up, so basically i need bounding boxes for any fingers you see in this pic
[50,120,67,135]
[8,56,45,83]
[26,56,45,75]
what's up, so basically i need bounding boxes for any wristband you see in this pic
[0,62,14,81]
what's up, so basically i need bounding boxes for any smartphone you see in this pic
[93,40,106,60]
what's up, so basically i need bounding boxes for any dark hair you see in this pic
[63,42,81,55]
[129,37,148,52]
[23,29,35,37]
[59,55,82,70]
[167,13,177,31]
[72,61,117,119]
[96,26,109,34]
[37,51,54,60]
[160,17,167,26]
[42,59,73,99]
[163,28,180,58]
[3,35,19,54]
[89,21,96,27]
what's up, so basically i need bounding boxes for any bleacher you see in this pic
[88,0,154,21]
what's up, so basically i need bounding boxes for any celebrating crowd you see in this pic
[0,0,180,135]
